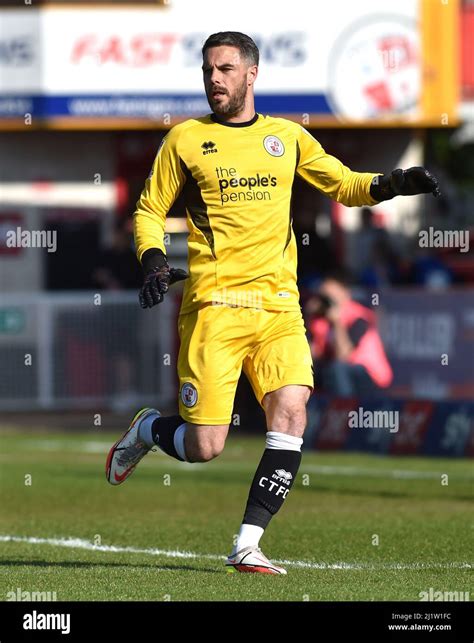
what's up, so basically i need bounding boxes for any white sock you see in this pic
[137,412,160,448]
[173,423,188,461]
[231,524,264,556]
[265,431,303,452]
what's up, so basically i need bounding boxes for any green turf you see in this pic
[0,428,472,601]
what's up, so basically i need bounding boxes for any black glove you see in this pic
[139,249,188,309]
[370,167,441,201]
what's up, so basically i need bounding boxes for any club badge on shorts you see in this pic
[263,135,285,157]
[181,382,198,407]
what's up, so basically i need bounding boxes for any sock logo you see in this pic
[259,467,294,498]
[259,475,290,498]
[274,469,292,482]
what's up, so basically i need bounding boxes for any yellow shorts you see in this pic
[177,304,314,425]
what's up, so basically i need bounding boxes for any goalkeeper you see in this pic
[106,31,440,574]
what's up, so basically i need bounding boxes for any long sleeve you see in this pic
[296,126,380,207]
[133,126,187,262]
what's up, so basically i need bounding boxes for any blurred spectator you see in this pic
[92,220,142,291]
[92,220,142,411]
[352,207,392,281]
[294,209,335,288]
[304,272,393,396]
[408,245,454,289]
[359,237,401,287]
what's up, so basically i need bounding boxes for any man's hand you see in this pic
[139,249,188,309]
[325,303,341,326]
[390,167,441,197]
[370,167,441,201]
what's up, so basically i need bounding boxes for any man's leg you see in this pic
[106,409,229,484]
[138,414,229,462]
[229,385,310,564]
[320,359,354,396]
[321,361,381,398]
[350,364,381,398]
[227,309,314,574]
[106,304,249,483]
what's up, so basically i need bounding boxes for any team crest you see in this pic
[263,135,285,157]
[181,382,198,407]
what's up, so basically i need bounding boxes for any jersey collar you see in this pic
[210,112,259,128]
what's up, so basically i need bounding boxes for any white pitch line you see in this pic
[0,535,471,571]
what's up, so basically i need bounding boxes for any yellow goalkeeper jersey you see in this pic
[134,113,379,314]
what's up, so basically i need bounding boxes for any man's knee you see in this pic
[192,441,224,462]
[276,406,307,435]
[184,423,229,463]
[263,385,311,436]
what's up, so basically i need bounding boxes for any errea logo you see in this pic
[275,469,292,481]
[273,469,293,485]
[201,141,218,155]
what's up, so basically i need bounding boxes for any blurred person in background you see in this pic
[353,207,387,273]
[352,206,401,286]
[359,236,402,287]
[93,220,142,411]
[93,220,143,291]
[305,272,393,396]
[293,208,335,289]
[408,244,454,289]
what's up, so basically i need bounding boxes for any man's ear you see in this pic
[247,65,258,86]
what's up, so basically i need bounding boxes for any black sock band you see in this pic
[151,415,186,461]
[242,448,302,529]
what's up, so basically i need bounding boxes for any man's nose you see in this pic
[209,68,223,85]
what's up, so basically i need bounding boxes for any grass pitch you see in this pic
[0,427,472,601]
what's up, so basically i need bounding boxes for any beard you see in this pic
[208,77,248,117]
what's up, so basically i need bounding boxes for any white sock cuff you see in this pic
[265,431,303,452]
[137,411,160,448]
[232,524,264,555]
[173,423,188,461]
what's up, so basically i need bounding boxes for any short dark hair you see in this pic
[202,31,259,66]
[322,268,353,287]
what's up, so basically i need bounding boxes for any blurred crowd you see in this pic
[296,204,473,293]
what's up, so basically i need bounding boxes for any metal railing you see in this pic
[0,292,178,411]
